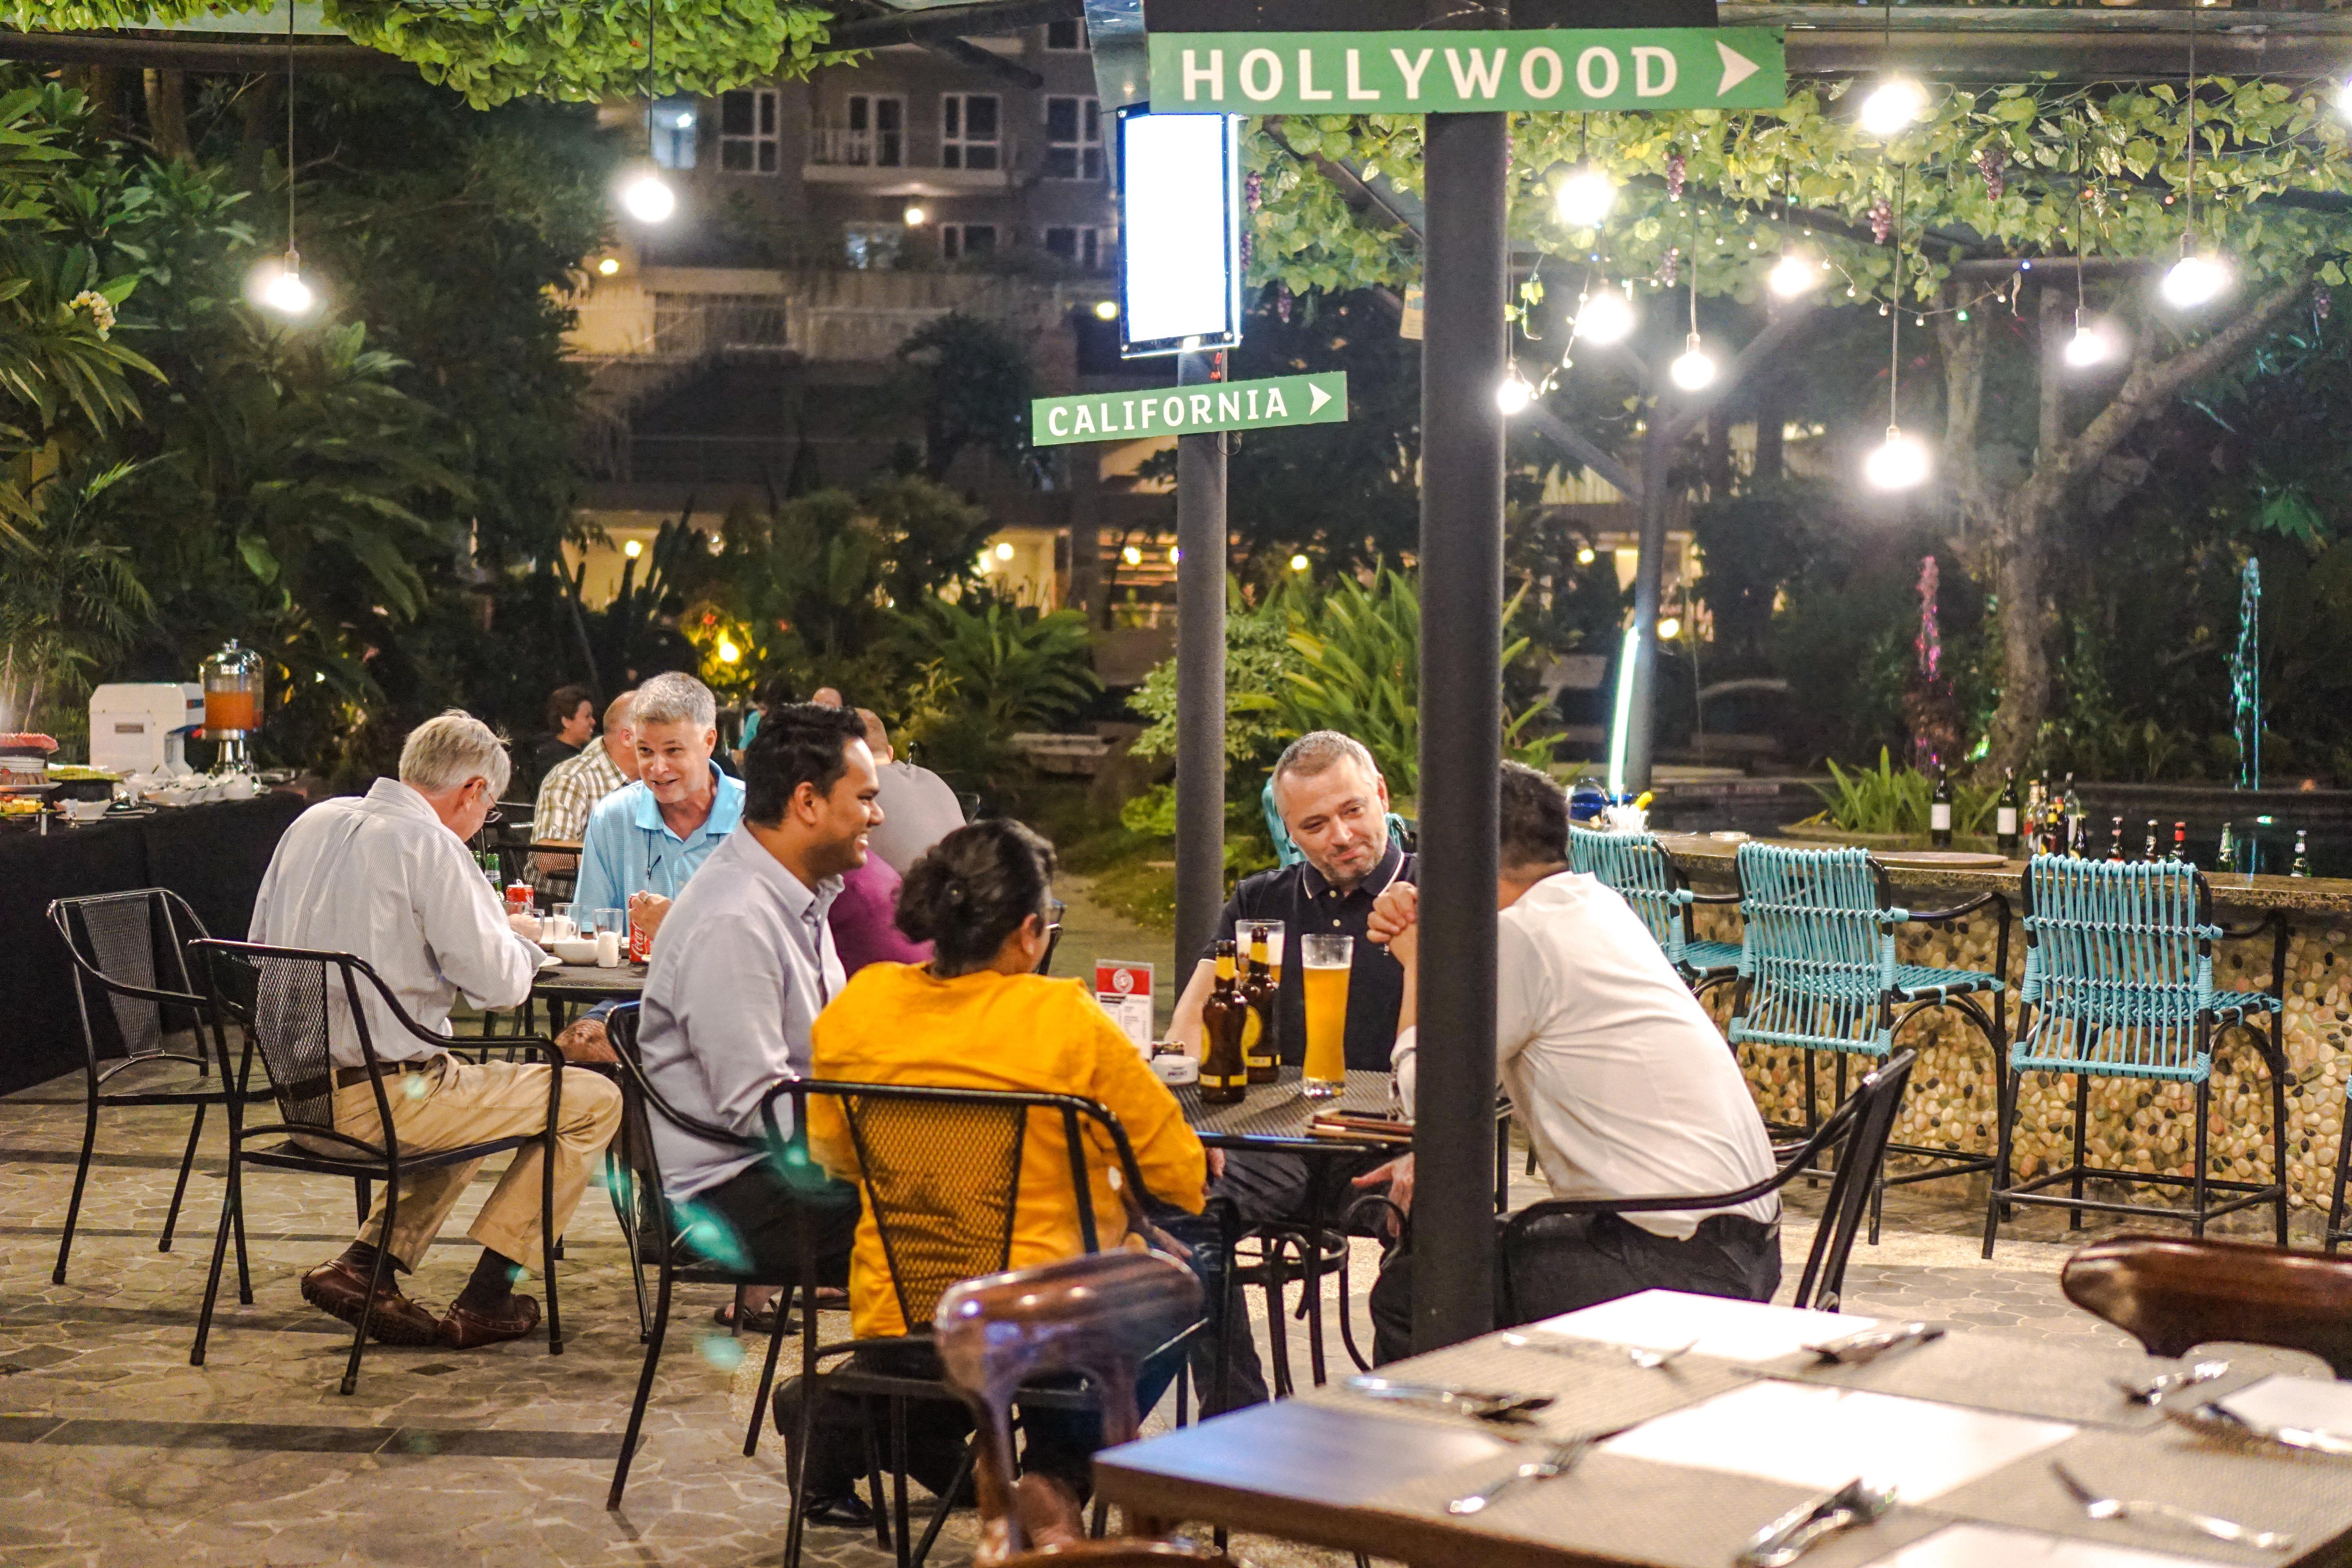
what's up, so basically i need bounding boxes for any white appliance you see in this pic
[89,683,203,775]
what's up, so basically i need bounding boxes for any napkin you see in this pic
[1862,1522,2223,1568]
[2216,1374,2352,1441]
[1536,1288,1875,1365]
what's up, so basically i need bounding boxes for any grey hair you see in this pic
[399,710,512,799]
[1272,731,1380,795]
[632,671,716,731]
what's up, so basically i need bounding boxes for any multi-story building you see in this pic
[565,20,1178,641]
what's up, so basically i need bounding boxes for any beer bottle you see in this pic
[2143,819,2160,861]
[1241,930,1280,1084]
[1929,764,1954,849]
[2292,830,2312,879]
[2107,817,2125,862]
[2217,821,2236,875]
[1995,768,2020,858]
[1200,940,1249,1105]
[2169,822,2187,863]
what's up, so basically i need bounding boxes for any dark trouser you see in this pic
[1160,1146,1397,1414]
[1369,1210,1782,1365]
[781,1339,1185,1502]
[671,1159,859,1288]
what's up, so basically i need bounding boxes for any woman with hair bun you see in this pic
[801,819,1206,1506]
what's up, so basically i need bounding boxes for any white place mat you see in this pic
[1599,1380,2077,1504]
[2217,1374,2352,1441]
[1537,1288,1875,1365]
[1863,1523,2224,1568]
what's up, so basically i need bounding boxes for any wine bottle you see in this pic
[1996,768,2020,857]
[2217,821,2236,875]
[2143,819,2160,861]
[2107,817,2125,862]
[2292,830,2312,879]
[2062,774,2085,858]
[1930,764,1954,849]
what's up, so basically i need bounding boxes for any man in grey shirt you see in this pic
[857,710,964,874]
[635,704,879,1335]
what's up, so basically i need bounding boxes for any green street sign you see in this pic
[1147,27,1784,115]
[1031,372,1347,448]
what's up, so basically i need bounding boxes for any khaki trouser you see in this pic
[318,1056,622,1273]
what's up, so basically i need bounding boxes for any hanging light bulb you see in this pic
[2162,249,2230,309]
[1865,425,1930,490]
[622,171,676,223]
[2064,313,2118,368]
[1670,334,1717,391]
[1859,77,1927,137]
[253,251,314,316]
[1767,250,1819,299]
[2337,77,2352,120]
[1554,165,1618,230]
[1495,363,1535,415]
[1574,286,1636,345]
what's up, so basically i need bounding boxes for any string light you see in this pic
[2064,314,2119,368]
[1866,165,1928,492]
[1289,553,1311,573]
[1670,335,1717,390]
[253,3,314,317]
[1554,165,1617,230]
[1495,362,1536,414]
[1574,285,1636,345]
[2163,2,2227,311]
[1768,250,1818,298]
[622,0,675,223]
[1866,427,1931,490]
[1860,78,1926,136]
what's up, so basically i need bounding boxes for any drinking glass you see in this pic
[1299,933,1351,1099]
[550,901,584,944]
[595,907,626,940]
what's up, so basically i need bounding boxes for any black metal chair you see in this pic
[187,939,568,1395]
[44,889,269,1285]
[766,1078,1202,1568]
[603,1002,844,1510]
[1498,1049,1916,1319]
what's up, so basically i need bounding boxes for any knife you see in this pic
[1806,1322,1946,1366]
[2165,1401,2352,1457]
[1344,1376,1554,1423]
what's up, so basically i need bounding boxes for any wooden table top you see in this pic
[1095,1290,2352,1568]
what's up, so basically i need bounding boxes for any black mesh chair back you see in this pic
[840,1092,1032,1334]
[1500,1049,1915,1316]
[49,888,209,1066]
[200,942,349,1137]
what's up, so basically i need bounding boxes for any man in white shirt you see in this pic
[637,704,876,1350]
[1360,760,1780,1362]
[249,711,623,1351]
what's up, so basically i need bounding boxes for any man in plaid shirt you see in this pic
[532,690,636,880]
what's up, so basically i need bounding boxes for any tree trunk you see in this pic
[143,68,191,162]
[1703,407,1733,501]
[237,74,276,196]
[1753,378,1786,485]
[1984,285,2070,776]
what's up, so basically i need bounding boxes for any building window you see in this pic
[940,94,1000,171]
[845,224,904,270]
[1043,96,1102,181]
[840,94,904,167]
[1043,226,1104,270]
[1045,19,1085,50]
[720,88,779,173]
[650,96,698,169]
[941,223,998,262]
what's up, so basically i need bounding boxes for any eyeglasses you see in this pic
[482,807,505,826]
[1044,898,1065,935]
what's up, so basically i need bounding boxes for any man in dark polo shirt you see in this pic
[1164,730,1415,1409]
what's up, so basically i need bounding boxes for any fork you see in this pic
[2051,1461,2294,1552]
[1501,1332,1700,1371]
[1445,1434,1599,1515]
[2113,1360,2230,1406]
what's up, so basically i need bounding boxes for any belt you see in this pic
[333,1060,437,1089]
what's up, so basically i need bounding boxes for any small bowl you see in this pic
[550,937,602,965]
[62,799,111,823]
[1150,1052,1199,1087]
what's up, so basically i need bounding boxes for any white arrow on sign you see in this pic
[1716,40,1760,97]
[1308,382,1332,416]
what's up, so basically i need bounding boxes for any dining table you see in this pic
[1094,1289,2352,1568]
[527,958,646,1034]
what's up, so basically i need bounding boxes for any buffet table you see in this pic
[1662,834,2352,1220]
[0,793,306,1095]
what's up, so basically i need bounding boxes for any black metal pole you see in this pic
[1173,348,1228,987]
[1410,16,1507,1354]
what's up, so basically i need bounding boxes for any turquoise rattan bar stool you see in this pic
[1568,826,1742,998]
[1728,842,2009,1243]
[1985,856,2288,1258]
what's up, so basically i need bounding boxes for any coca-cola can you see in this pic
[628,909,652,964]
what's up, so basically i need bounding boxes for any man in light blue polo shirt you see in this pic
[574,671,744,950]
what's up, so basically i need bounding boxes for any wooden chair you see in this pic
[933,1250,1230,1567]
[2060,1235,2352,1379]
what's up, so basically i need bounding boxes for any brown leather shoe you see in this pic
[439,1292,541,1350]
[300,1256,442,1347]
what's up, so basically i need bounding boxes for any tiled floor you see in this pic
[1,871,2328,1565]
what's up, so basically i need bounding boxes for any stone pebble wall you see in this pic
[1685,900,2352,1220]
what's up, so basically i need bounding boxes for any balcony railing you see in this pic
[809,125,903,168]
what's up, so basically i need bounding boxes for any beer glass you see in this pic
[1300,933,1351,1098]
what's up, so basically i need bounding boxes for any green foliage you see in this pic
[14,2,854,108]
[1131,570,1558,799]
[1811,748,1996,837]
[904,597,1100,733]
[1247,79,2352,306]
[0,458,154,738]
[888,312,1037,483]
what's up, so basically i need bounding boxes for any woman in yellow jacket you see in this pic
[799,818,1205,1506]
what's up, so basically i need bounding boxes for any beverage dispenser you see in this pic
[200,639,262,771]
